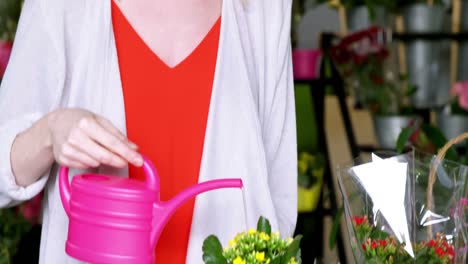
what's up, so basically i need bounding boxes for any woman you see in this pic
[0,0,297,263]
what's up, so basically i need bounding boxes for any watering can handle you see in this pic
[141,155,160,191]
[58,156,159,217]
[59,166,71,217]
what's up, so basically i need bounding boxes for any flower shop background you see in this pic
[293,0,468,263]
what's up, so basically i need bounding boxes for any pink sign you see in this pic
[292,49,322,80]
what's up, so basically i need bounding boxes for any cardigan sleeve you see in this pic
[0,0,64,207]
[263,0,298,238]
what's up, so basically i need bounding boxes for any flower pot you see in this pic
[403,4,450,108]
[298,184,322,213]
[0,41,13,78]
[436,110,468,144]
[372,115,417,149]
[346,5,388,33]
[292,49,322,80]
[457,0,468,81]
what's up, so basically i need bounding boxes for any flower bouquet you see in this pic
[202,216,302,264]
[338,134,468,263]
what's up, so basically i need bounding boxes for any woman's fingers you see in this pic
[77,117,143,167]
[69,126,128,168]
[95,116,138,150]
[60,141,100,168]
[57,154,93,170]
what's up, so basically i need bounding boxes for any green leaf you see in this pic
[396,125,417,153]
[281,235,303,263]
[202,235,227,264]
[329,206,344,250]
[257,216,271,235]
[399,73,409,81]
[421,124,459,162]
[270,256,281,264]
[295,249,302,264]
[405,85,418,96]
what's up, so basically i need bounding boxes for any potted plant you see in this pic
[202,216,302,264]
[332,34,419,149]
[0,0,22,81]
[297,152,324,213]
[396,118,467,165]
[435,81,468,144]
[352,216,455,263]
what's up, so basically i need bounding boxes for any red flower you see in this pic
[352,53,368,65]
[428,239,437,247]
[370,74,384,85]
[375,48,389,62]
[446,245,454,257]
[362,244,367,251]
[379,239,387,247]
[19,192,43,225]
[435,247,446,257]
[371,241,378,249]
[353,216,365,226]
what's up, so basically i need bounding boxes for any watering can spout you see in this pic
[150,179,243,247]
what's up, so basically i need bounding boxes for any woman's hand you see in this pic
[47,108,143,169]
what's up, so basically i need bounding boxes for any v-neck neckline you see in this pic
[111,0,222,70]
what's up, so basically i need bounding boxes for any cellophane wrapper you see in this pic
[337,150,468,263]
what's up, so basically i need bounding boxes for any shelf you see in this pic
[392,32,468,41]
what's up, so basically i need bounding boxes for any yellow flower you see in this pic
[272,232,280,238]
[286,237,293,244]
[298,160,308,173]
[248,229,257,235]
[229,239,236,247]
[255,251,265,262]
[259,232,270,241]
[289,257,297,264]
[233,256,246,264]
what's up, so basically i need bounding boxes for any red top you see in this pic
[112,2,220,263]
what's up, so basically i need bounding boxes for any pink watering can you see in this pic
[59,156,243,264]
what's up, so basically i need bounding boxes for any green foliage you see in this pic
[0,207,32,264]
[202,217,302,264]
[396,121,466,165]
[203,236,228,264]
[0,0,22,42]
[337,51,415,115]
[451,100,468,116]
[328,206,344,250]
[256,216,272,235]
[396,125,417,153]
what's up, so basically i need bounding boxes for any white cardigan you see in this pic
[0,0,297,263]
